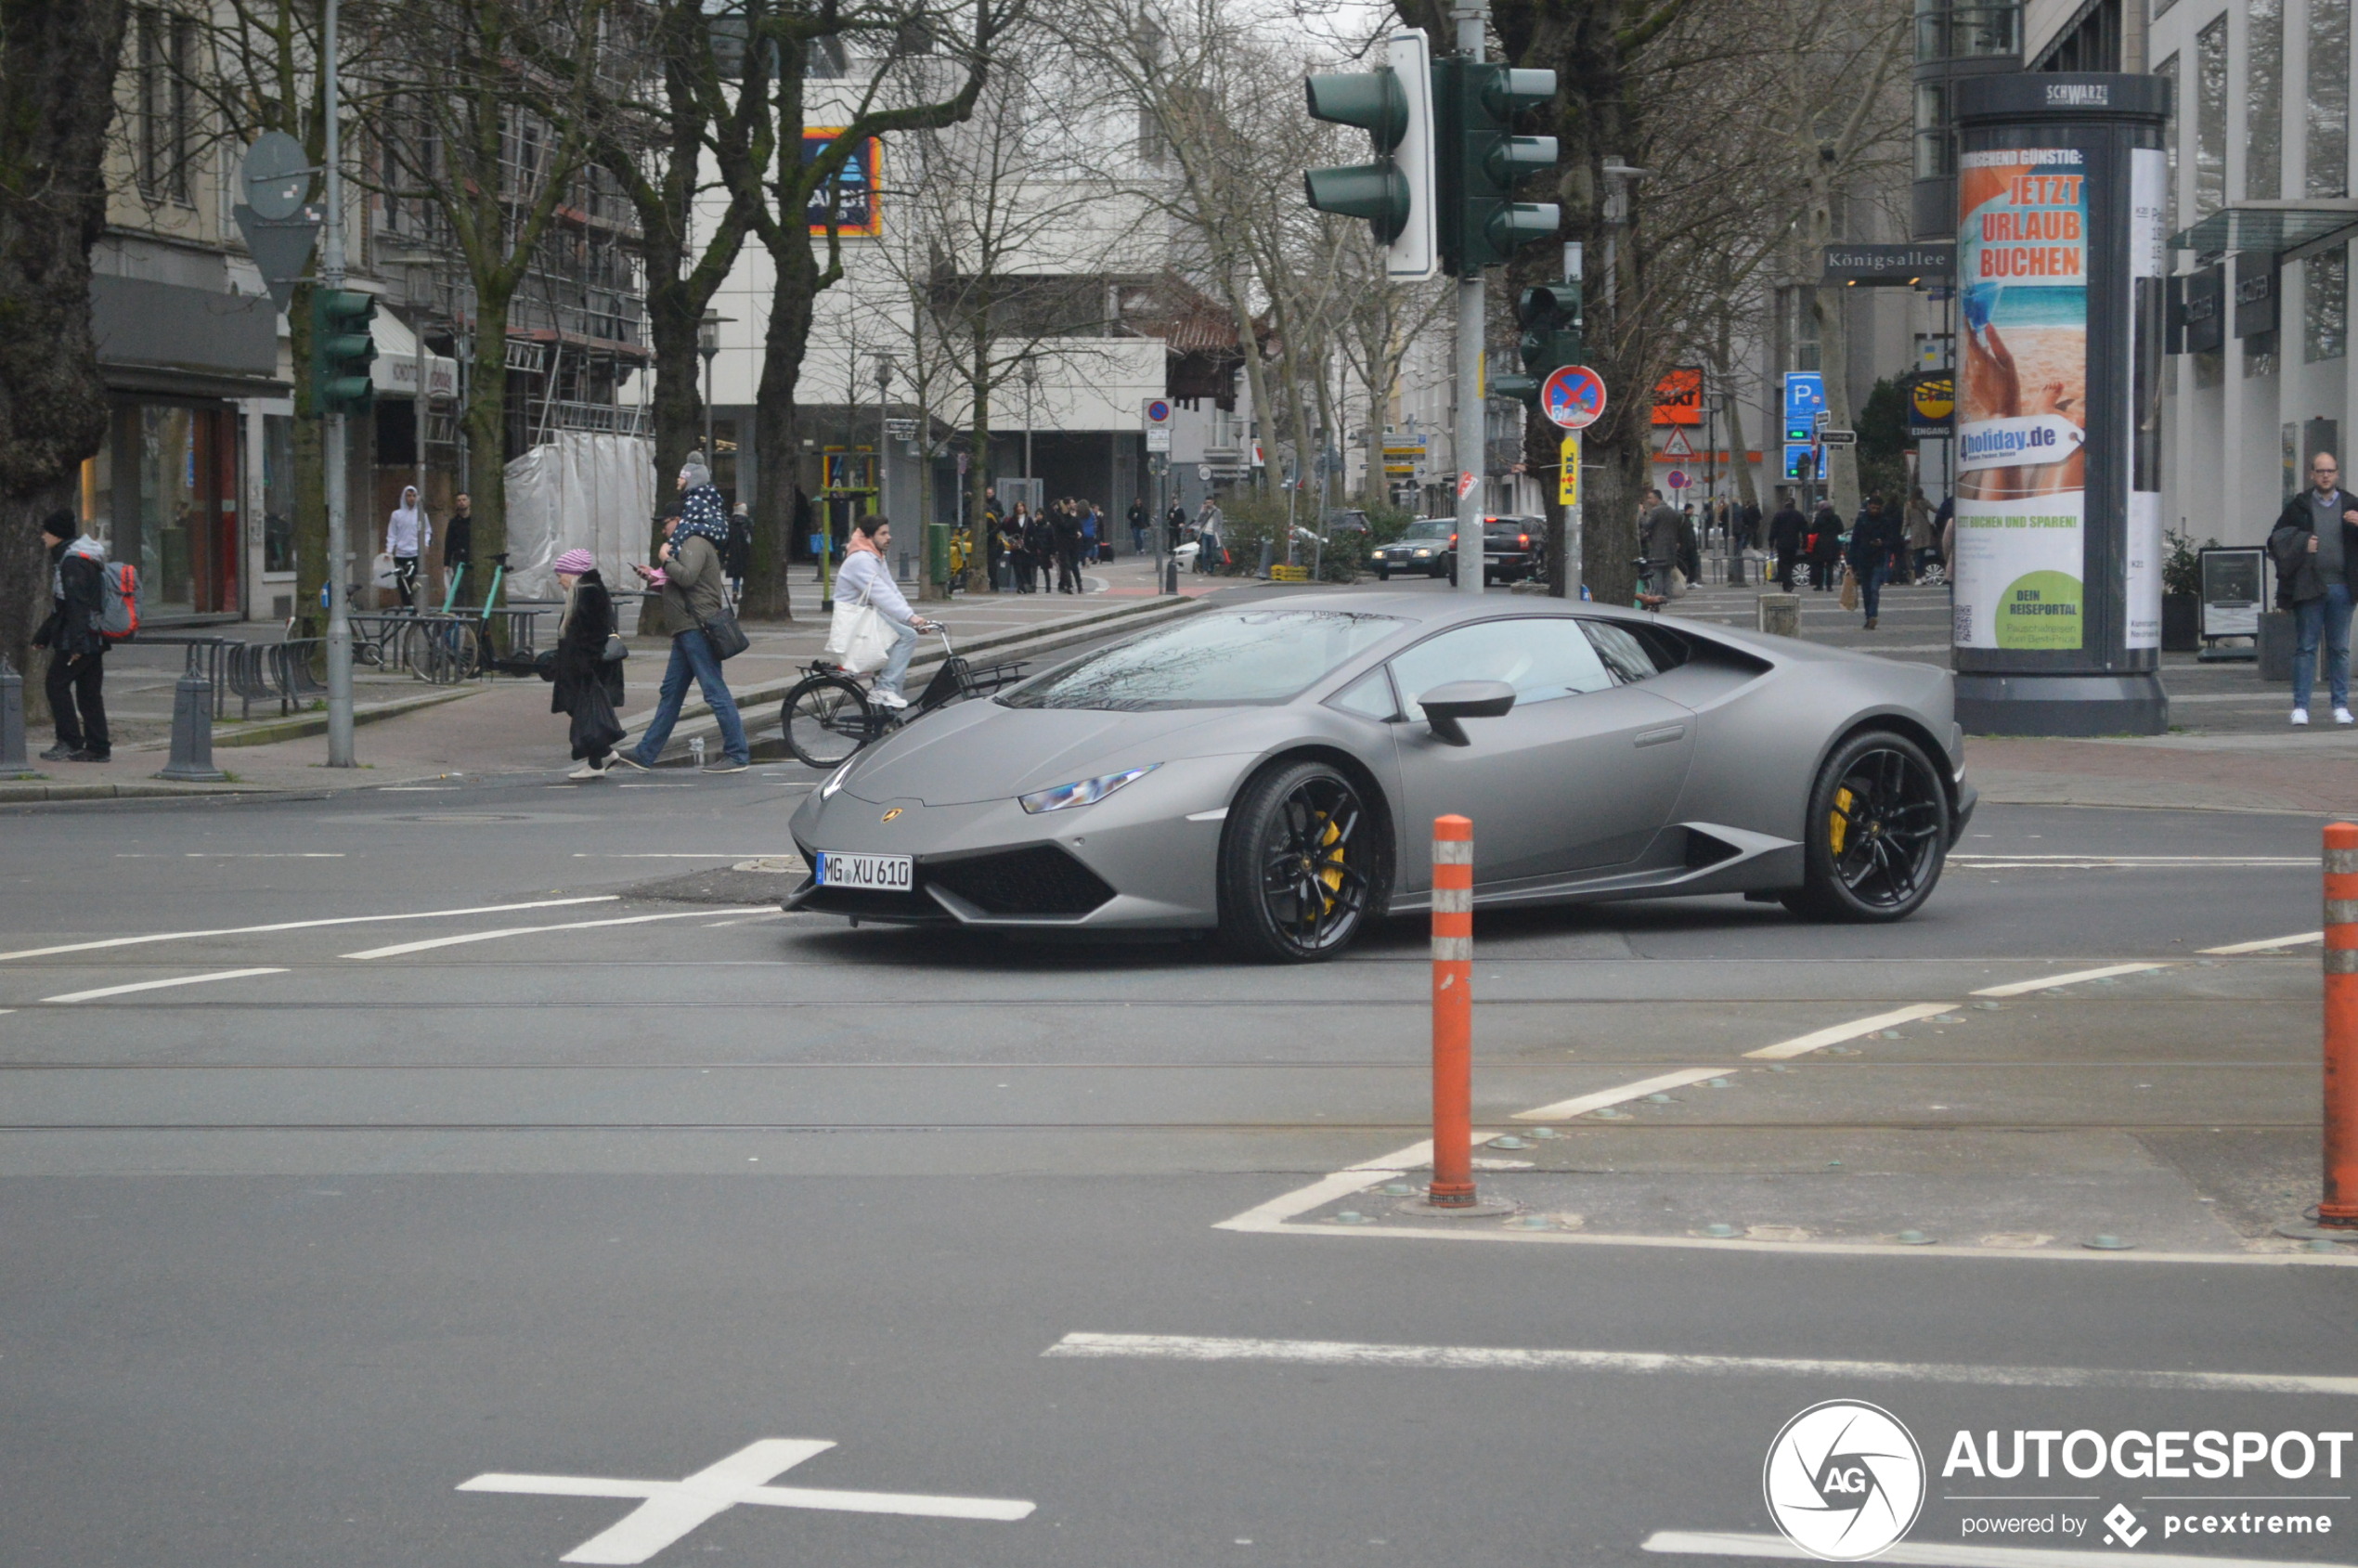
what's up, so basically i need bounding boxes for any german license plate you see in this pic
[817,852,913,890]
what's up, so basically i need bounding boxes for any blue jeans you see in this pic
[876,618,920,698]
[2295,582,2355,711]
[1859,563,1887,622]
[625,629,749,765]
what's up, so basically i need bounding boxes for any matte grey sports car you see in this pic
[784,594,1976,961]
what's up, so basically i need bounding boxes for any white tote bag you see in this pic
[823,570,896,674]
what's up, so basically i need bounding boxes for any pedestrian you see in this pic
[1002,504,1030,592]
[1677,504,1702,588]
[1807,500,1842,590]
[31,510,109,762]
[542,548,625,779]
[1195,499,1224,574]
[1768,493,1806,591]
[1847,494,1903,630]
[1639,486,1681,600]
[1166,501,1187,554]
[1027,505,1058,592]
[1128,496,1148,556]
[1936,492,1956,573]
[1740,497,1762,553]
[385,485,430,609]
[2268,450,2358,725]
[1903,486,1936,583]
[834,515,943,708]
[724,501,753,603]
[612,454,751,771]
[1056,500,1086,593]
[443,491,473,601]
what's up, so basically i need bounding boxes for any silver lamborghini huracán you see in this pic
[784,596,1976,961]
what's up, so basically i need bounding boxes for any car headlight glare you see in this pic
[1412,549,1430,557]
[821,759,854,798]
[1018,764,1158,814]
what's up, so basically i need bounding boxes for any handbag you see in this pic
[822,570,897,674]
[602,631,629,663]
[698,607,750,661]
[1839,567,1859,611]
[1668,566,1689,598]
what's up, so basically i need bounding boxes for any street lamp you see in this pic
[1598,160,1650,322]
[697,308,729,477]
[1019,358,1040,499]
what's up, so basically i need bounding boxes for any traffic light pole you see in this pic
[319,0,355,767]
[1452,0,1487,599]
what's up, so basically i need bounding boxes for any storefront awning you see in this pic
[371,308,459,401]
[2169,201,2358,259]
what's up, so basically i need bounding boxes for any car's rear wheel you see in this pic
[1781,730,1950,922]
[1218,759,1383,961]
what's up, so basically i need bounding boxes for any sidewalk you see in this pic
[3,557,1212,802]
[1672,567,2358,814]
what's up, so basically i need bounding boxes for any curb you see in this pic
[0,779,275,804]
[196,683,485,749]
[633,591,1212,762]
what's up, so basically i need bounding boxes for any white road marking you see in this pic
[0,897,617,964]
[1512,1068,1730,1121]
[344,908,769,958]
[39,968,289,1004]
[458,1437,1034,1564]
[1642,1530,2353,1568]
[1742,1004,1953,1059]
[1950,855,2314,865]
[1972,964,2170,997]
[2203,931,2325,954]
[114,852,348,859]
[1044,1333,2358,1394]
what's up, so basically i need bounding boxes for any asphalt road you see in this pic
[3,734,2354,1565]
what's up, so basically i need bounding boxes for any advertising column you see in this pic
[1950,74,2170,735]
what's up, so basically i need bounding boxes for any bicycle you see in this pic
[406,552,508,683]
[779,628,1028,769]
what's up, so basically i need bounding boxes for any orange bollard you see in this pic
[2325,823,2358,1227]
[1430,815,1476,1208]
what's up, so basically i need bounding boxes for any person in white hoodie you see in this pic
[833,515,939,707]
[385,486,431,608]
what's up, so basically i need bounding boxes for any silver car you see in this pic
[785,595,1974,961]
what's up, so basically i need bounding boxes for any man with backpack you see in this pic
[32,511,110,762]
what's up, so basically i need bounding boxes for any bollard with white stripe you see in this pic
[2324,823,2358,1228]
[1429,815,1476,1208]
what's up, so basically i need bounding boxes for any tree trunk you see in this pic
[745,228,821,621]
[1714,315,1761,513]
[1364,369,1389,512]
[641,266,706,635]
[0,0,131,709]
[462,305,512,588]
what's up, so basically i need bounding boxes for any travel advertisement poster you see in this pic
[1953,146,2091,651]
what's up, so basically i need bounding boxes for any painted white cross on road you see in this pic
[459,1437,1036,1564]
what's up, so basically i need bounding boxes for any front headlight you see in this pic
[820,759,854,799]
[1412,549,1430,558]
[1017,765,1159,814]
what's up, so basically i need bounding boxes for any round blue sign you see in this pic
[1146,398,1173,424]
[1540,366,1606,432]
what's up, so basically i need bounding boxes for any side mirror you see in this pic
[1417,680,1516,745]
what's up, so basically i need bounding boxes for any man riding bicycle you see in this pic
[835,516,941,708]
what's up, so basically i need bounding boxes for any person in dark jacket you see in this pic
[543,548,625,778]
[32,511,109,762]
[442,493,473,601]
[2269,451,2358,723]
[723,502,753,603]
[1055,501,1085,593]
[1768,494,1807,590]
[1807,501,1843,590]
[1846,495,1905,629]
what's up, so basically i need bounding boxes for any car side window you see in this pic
[1388,618,1614,719]
[1581,621,1661,684]
[1328,667,1401,721]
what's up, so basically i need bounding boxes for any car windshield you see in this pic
[1403,522,1452,540]
[999,610,1405,710]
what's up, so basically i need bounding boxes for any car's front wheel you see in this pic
[1781,730,1950,922]
[1218,759,1384,961]
[1375,565,1391,581]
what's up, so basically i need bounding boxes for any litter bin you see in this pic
[926,524,951,595]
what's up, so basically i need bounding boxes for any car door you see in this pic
[1388,616,1697,893]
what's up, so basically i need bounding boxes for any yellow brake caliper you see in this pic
[1315,819,1344,910]
[1829,786,1854,854]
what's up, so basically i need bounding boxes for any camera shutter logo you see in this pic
[1762,1400,1926,1561]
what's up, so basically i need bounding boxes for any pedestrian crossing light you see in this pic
[311,288,378,415]
[1302,31,1438,281]
[1438,62,1559,274]
[1493,282,1584,406]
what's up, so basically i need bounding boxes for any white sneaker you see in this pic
[568,758,606,780]
[2293,708,2311,726]
[872,690,910,710]
[2339,708,2355,726]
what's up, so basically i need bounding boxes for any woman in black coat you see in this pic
[546,550,625,778]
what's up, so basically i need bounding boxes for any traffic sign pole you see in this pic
[320,0,353,768]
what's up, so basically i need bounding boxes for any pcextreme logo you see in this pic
[1763,1400,1928,1561]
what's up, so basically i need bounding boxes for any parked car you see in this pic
[1445,515,1546,586]
[1372,519,1455,579]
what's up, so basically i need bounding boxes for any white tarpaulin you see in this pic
[503,433,654,629]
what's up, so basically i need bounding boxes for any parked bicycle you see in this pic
[779,628,1027,769]
[407,552,510,683]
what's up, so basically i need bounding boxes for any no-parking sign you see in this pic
[1541,365,1606,431]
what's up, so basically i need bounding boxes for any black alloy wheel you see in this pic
[1218,759,1384,961]
[782,673,874,769]
[1781,730,1950,922]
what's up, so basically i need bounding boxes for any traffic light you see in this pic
[311,288,378,415]
[1303,31,1437,281]
[1435,61,1559,274]
[1493,281,1584,406]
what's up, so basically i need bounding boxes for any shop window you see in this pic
[2195,17,2226,218]
[264,414,295,573]
[136,7,195,204]
[2308,245,2350,362]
